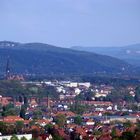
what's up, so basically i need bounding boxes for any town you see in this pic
[1,78,140,140]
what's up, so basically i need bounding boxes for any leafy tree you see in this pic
[123,121,132,129]
[111,128,117,138]
[124,94,134,103]
[53,134,64,140]
[2,108,19,117]
[74,116,82,125]
[120,131,134,140]
[70,103,86,115]
[33,110,43,119]
[134,131,140,140]
[20,136,27,140]
[29,120,36,126]
[10,135,19,140]
[20,105,26,119]
[136,120,140,131]
[19,96,23,103]
[23,96,28,105]
[0,122,7,135]
[3,103,14,111]
[32,129,40,139]
[15,121,24,134]
[55,114,66,127]
[44,124,53,133]
[93,130,102,137]
[135,87,140,102]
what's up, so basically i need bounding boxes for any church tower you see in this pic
[5,56,10,80]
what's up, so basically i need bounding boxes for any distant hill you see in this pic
[0,41,131,75]
[71,44,140,66]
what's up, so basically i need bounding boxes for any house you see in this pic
[0,134,32,140]
[85,119,95,126]
[36,119,51,127]
[0,96,10,106]
[15,101,22,108]
[78,82,91,88]
[38,134,53,140]
[55,111,76,117]
[3,116,24,123]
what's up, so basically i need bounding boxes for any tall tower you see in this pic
[5,56,10,80]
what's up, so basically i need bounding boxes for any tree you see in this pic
[20,136,27,140]
[123,121,132,129]
[44,124,53,133]
[70,103,86,115]
[2,103,19,117]
[33,110,43,119]
[136,120,140,131]
[29,120,35,126]
[74,116,82,125]
[20,105,26,119]
[32,129,40,139]
[134,131,140,140]
[3,103,14,112]
[135,87,140,102]
[10,135,19,140]
[55,114,66,127]
[19,96,23,103]
[0,122,7,135]
[15,121,24,134]
[120,131,134,140]
[111,128,117,138]
[24,96,28,105]
[53,134,64,140]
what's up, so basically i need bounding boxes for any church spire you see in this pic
[6,56,10,79]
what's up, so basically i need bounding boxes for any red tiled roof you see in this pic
[3,116,24,123]
[55,111,76,117]
[0,97,9,106]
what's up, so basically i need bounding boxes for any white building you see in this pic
[0,134,32,140]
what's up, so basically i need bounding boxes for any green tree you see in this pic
[120,131,134,140]
[134,131,140,140]
[55,114,66,127]
[15,121,24,133]
[44,124,53,133]
[0,122,7,134]
[111,128,117,138]
[29,120,35,126]
[20,105,26,119]
[136,120,140,130]
[135,87,140,102]
[70,103,86,115]
[33,110,43,119]
[74,116,82,125]
[10,135,19,140]
[53,134,63,140]
[20,136,27,140]
[123,121,132,129]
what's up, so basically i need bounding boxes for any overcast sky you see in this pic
[0,0,140,47]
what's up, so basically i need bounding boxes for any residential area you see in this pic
[0,80,140,140]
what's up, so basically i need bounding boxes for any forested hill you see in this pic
[0,41,131,75]
[71,44,140,66]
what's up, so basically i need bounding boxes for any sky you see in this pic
[0,0,140,47]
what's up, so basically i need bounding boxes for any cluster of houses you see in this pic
[0,80,139,139]
[0,110,139,140]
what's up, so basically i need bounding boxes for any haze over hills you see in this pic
[0,41,131,75]
[71,44,140,66]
